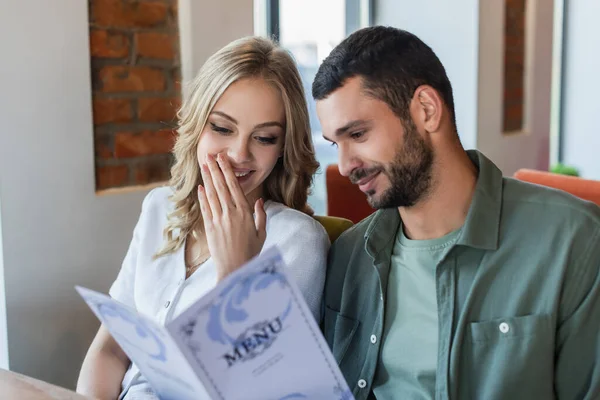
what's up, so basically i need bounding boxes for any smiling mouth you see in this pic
[233,170,255,182]
[356,171,381,193]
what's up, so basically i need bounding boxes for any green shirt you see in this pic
[373,227,461,399]
[322,150,600,400]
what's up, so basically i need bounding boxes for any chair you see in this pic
[313,215,354,243]
[326,164,374,223]
[513,169,600,206]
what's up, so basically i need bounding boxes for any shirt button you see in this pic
[164,300,171,308]
[499,322,510,333]
[358,379,367,389]
[370,334,377,344]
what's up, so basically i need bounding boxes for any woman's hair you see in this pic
[155,36,319,258]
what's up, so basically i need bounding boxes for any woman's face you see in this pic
[197,78,286,203]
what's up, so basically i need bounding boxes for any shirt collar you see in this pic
[364,208,400,261]
[456,150,502,250]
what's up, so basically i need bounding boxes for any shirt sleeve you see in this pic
[108,189,156,309]
[554,227,600,398]
[266,212,330,322]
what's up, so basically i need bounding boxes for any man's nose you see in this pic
[337,146,361,178]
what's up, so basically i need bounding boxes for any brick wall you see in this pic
[503,0,526,132]
[89,0,181,190]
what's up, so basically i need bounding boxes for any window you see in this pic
[258,0,372,215]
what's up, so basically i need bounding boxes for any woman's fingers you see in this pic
[197,185,213,228]
[200,161,222,217]
[254,198,267,242]
[206,154,233,213]
[217,153,250,211]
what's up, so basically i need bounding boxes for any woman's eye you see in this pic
[256,136,278,145]
[210,123,232,135]
[330,142,338,148]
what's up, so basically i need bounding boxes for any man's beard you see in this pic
[350,118,434,209]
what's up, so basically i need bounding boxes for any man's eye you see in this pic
[350,131,364,140]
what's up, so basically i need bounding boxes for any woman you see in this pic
[76,36,329,400]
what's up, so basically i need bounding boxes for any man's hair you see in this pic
[312,26,456,129]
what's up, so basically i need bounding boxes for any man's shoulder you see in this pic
[331,212,378,249]
[502,177,600,229]
[326,212,382,282]
[501,177,600,272]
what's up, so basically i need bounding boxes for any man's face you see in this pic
[316,77,433,209]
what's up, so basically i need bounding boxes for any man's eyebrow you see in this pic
[335,120,369,137]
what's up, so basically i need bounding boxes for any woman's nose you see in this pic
[226,139,251,164]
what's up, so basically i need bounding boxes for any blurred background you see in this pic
[0,0,598,391]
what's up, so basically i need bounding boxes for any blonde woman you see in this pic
[76,36,329,400]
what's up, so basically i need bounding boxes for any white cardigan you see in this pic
[109,186,329,398]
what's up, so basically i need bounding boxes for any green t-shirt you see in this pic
[373,226,462,399]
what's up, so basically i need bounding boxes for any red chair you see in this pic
[513,169,600,206]
[326,164,374,223]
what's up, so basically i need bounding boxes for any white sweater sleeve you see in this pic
[263,207,330,322]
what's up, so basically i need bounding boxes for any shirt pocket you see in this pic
[462,314,555,400]
[323,305,360,365]
[468,313,552,342]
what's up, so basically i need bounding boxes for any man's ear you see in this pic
[412,85,443,133]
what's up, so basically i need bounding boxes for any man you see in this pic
[313,26,600,400]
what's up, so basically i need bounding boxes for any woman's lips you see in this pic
[234,170,254,183]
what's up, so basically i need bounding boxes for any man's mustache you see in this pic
[350,167,383,185]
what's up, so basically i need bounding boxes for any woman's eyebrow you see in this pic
[211,111,238,124]
[211,111,283,130]
[254,121,284,129]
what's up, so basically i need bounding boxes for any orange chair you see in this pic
[513,169,600,206]
[326,164,374,223]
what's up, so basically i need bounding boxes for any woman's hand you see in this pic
[198,153,267,281]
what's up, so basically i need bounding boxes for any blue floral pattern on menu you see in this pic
[93,299,167,362]
[206,263,292,346]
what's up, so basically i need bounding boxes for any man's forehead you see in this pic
[319,77,364,104]
[317,86,379,138]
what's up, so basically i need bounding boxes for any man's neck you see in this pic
[399,147,477,240]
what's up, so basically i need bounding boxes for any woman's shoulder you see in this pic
[264,201,329,240]
[141,186,173,210]
[137,186,174,226]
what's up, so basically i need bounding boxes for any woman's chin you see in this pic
[241,182,265,203]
